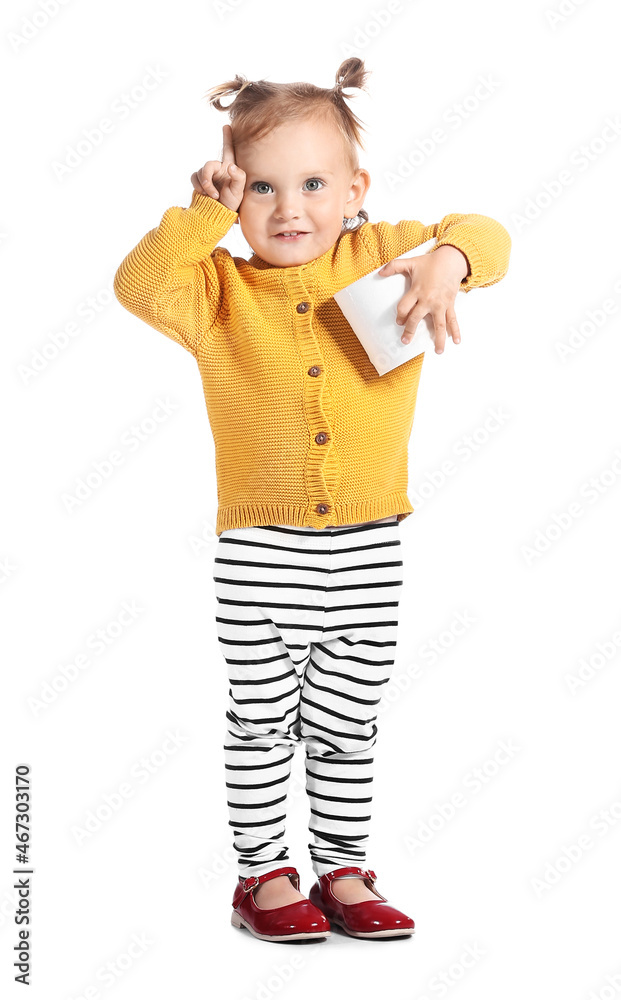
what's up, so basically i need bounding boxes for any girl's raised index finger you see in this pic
[222,123,236,164]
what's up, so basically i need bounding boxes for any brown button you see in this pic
[296,301,310,313]
[315,432,328,445]
[315,504,329,515]
[308,366,321,377]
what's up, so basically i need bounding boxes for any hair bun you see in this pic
[334,57,371,97]
[204,73,253,112]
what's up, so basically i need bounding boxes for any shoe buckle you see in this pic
[242,875,259,893]
[364,869,377,883]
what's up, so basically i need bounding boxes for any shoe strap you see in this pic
[240,866,300,894]
[322,866,377,884]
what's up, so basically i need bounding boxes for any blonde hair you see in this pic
[203,58,372,229]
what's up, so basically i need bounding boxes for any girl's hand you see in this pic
[190,124,246,213]
[378,245,469,354]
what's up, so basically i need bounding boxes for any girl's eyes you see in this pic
[250,178,324,194]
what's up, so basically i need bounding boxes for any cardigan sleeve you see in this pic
[113,191,239,356]
[357,213,512,293]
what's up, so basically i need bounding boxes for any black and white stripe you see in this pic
[212,520,403,879]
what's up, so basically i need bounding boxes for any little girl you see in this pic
[114,57,511,943]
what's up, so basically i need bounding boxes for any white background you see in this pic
[2,0,621,996]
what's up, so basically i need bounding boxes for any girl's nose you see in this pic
[274,196,302,222]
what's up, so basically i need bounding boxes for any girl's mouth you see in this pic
[274,232,308,241]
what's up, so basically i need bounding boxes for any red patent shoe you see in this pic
[308,866,415,939]
[231,866,331,942]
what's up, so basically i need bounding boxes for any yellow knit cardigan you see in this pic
[113,190,511,535]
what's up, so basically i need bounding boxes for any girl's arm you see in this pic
[113,191,239,357]
[358,212,512,292]
[425,213,512,291]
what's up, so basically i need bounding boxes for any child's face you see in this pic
[233,117,370,267]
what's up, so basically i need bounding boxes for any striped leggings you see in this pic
[212,520,403,880]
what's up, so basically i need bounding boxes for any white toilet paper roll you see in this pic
[334,236,462,376]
